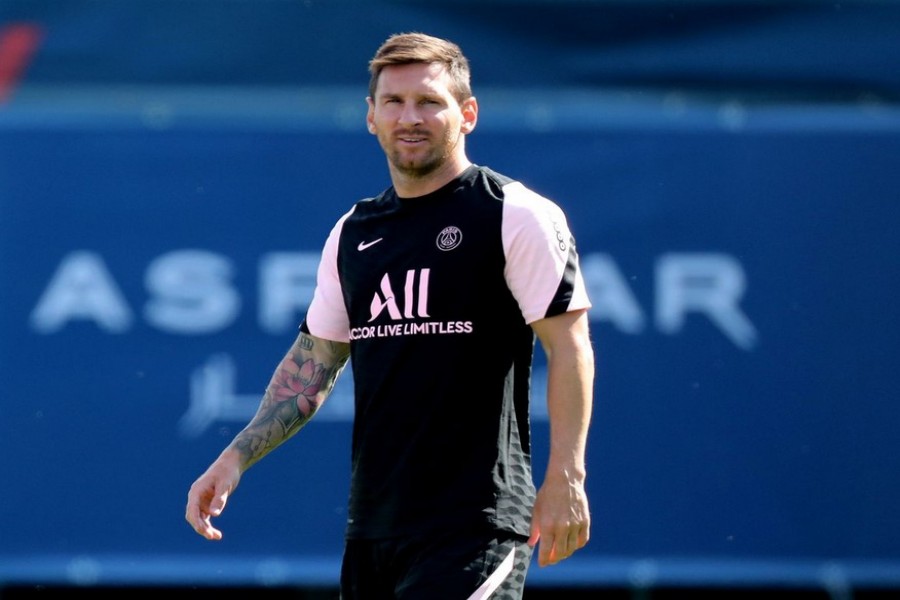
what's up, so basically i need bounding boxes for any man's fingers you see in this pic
[537,530,556,566]
[185,481,229,540]
[527,531,540,548]
[537,525,588,566]
[551,532,572,564]
[569,526,585,548]
[210,489,229,516]
[188,509,224,541]
[199,516,224,541]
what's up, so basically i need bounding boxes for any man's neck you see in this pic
[391,158,472,199]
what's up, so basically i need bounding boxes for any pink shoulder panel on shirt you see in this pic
[501,181,591,324]
[304,208,354,342]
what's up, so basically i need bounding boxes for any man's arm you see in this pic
[528,308,595,566]
[185,331,351,540]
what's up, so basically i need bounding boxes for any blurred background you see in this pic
[2,0,899,598]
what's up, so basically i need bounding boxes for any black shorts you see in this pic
[340,525,533,600]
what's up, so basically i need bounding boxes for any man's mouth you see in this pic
[397,131,428,143]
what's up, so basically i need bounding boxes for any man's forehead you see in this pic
[376,62,451,93]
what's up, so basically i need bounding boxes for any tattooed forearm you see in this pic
[298,333,313,351]
[230,332,350,467]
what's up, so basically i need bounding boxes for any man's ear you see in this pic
[461,96,478,134]
[366,97,376,134]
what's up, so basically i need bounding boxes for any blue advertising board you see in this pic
[2,89,900,591]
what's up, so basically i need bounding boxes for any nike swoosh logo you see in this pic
[357,238,383,251]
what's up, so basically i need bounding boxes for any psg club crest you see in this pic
[436,226,462,251]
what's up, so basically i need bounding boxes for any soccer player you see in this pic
[185,32,595,599]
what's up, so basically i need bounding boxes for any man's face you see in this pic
[366,62,475,180]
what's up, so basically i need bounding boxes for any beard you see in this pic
[388,148,444,179]
[380,129,457,179]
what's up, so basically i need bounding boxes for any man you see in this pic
[185,32,595,599]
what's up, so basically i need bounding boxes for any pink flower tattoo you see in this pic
[272,356,326,409]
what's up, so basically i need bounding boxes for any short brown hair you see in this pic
[368,32,472,103]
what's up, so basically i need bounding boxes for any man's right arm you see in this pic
[230,330,351,469]
[185,331,350,540]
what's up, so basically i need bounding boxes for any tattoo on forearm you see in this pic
[234,334,349,463]
[298,333,313,351]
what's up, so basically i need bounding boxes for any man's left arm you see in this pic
[528,308,595,567]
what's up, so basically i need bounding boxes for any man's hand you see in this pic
[185,454,242,541]
[527,471,590,567]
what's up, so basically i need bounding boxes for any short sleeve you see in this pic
[303,208,355,342]
[501,181,591,324]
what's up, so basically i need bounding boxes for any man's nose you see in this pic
[398,102,423,126]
